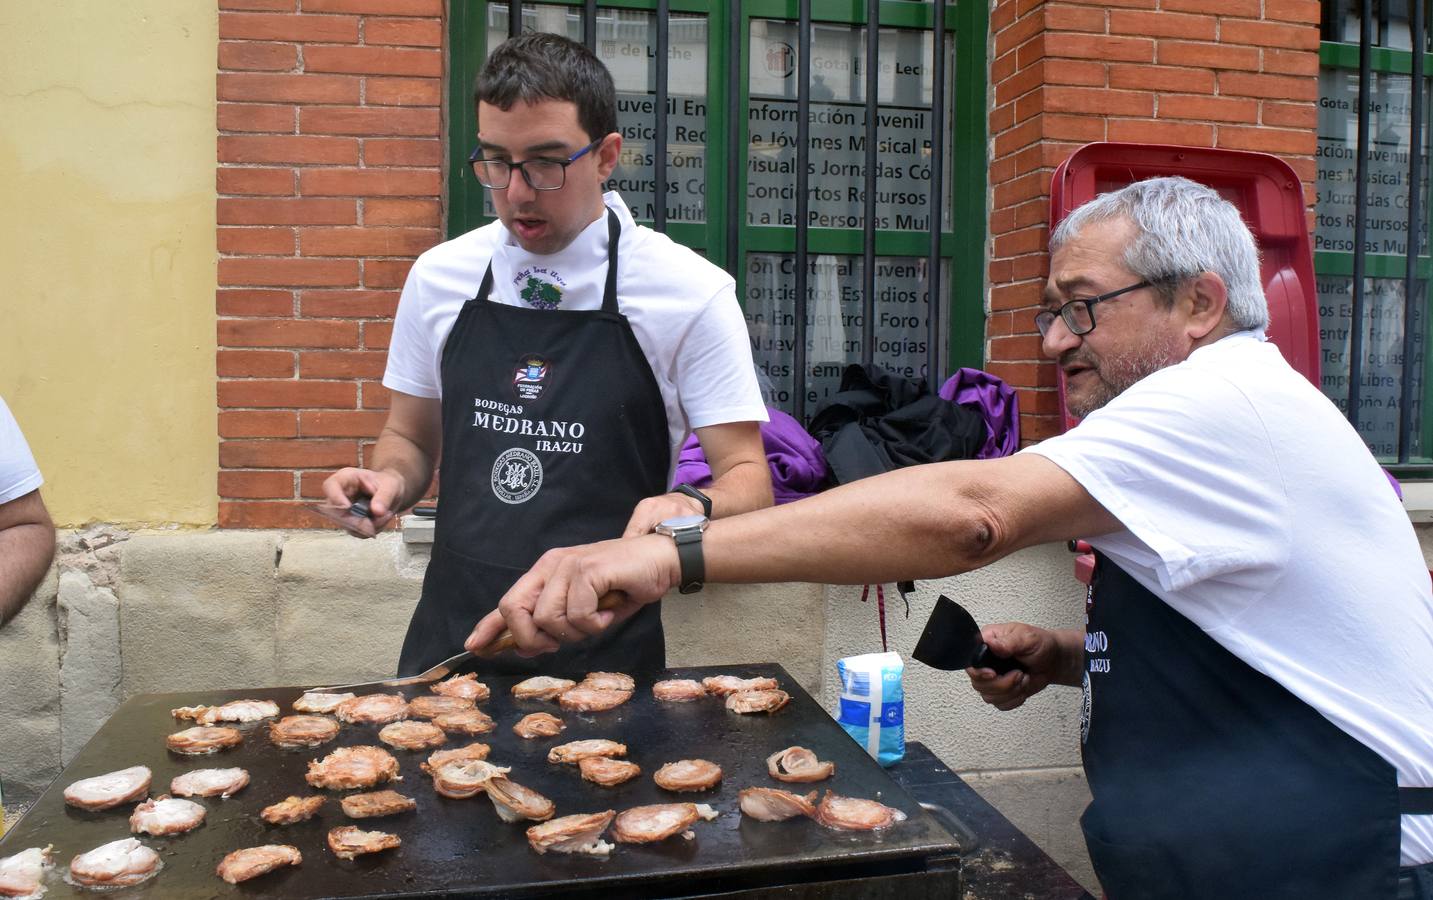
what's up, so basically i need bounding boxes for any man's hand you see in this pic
[321,467,405,538]
[622,491,704,538]
[465,534,679,656]
[966,623,1082,711]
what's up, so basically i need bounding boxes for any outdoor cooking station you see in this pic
[1,663,1090,898]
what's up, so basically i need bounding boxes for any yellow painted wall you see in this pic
[0,2,218,526]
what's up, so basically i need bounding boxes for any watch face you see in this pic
[658,514,707,532]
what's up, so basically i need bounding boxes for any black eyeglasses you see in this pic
[467,137,604,191]
[1035,280,1153,338]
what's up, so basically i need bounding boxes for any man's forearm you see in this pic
[370,426,437,512]
[1050,627,1087,687]
[703,459,773,518]
[700,452,1114,587]
[0,521,56,624]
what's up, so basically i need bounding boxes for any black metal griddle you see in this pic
[1,663,963,898]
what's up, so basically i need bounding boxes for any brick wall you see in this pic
[216,0,445,528]
[985,0,1321,442]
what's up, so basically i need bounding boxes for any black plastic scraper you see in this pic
[911,594,1023,674]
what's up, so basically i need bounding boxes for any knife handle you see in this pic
[973,643,1024,675]
[473,590,627,657]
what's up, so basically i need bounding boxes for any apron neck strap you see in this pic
[600,206,620,315]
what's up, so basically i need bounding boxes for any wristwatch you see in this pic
[671,483,712,518]
[654,513,708,594]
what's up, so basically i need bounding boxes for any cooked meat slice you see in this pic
[129,796,206,836]
[579,757,641,787]
[766,746,835,783]
[0,846,53,899]
[431,673,490,701]
[702,675,778,696]
[68,839,161,888]
[578,672,634,692]
[726,689,790,714]
[166,726,243,755]
[513,712,565,739]
[216,845,301,884]
[653,759,722,792]
[558,687,631,712]
[652,679,706,702]
[485,776,555,823]
[334,693,408,725]
[429,759,510,799]
[340,790,416,819]
[511,676,575,700]
[611,803,717,843]
[292,691,355,714]
[421,743,491,775]
[431,709,495,735]
[526,810,616,856]
[326,826,400,860]
[269,715,339,749]
[813,790,906,831]
[260,795,325,825]
[169,767,250,799]
[171,699,279,725]
[407,695,474,719]
[378,720,447,751]
[63,765,151,810]
[739,787,818,821]
[547,739,626,764]
[305,746,400,790]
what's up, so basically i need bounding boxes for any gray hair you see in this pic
[1049,176,1268,331]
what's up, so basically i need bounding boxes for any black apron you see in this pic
[398,209,670,677]
[1080,551,1431,899]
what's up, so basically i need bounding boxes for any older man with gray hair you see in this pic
[471,176,1433,899]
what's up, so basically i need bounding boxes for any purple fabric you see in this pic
[938,367,1021,459]
[673,407,829,504]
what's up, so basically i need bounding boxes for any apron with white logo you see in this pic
[397,210,669,676]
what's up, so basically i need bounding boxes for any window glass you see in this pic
[1316,68,1430,257]
[745,21,953,231]
[1317,274,1426,456]
[745,253,943,407]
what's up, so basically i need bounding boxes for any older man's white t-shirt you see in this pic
[0,396,43,504]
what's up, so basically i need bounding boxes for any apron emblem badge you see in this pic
[512,355,550,401]
[491,447,543,505]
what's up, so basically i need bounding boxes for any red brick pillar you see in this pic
[216,0,444,527]
[985,0,1320,442]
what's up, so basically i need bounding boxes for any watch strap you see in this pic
[673,529,705,594]
[672,483,712,518]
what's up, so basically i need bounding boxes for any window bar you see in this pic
[1349,0,1375,428]
[653,0,670,231]
[724,0,742,277]
[860,0,879,366]
[927,0,946,383]
[583,0,596,51]
[794,0,813,421]
[509,0,521,38]
[1399,0,1426,461]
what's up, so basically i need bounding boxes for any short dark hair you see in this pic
[474,33,617,143]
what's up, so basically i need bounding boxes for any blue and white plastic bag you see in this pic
[836,651,905,767]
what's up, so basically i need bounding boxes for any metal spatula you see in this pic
[305,590,627,692]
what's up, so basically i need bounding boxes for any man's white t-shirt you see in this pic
[1027,330,1433,864]
[384,191,767,477]
[0,396,43,504]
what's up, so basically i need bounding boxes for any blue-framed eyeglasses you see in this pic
[467,137,605,191]
[1035,279,1155,338]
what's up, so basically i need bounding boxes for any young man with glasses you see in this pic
[473,176,1433,899]
[322,32,771,678]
